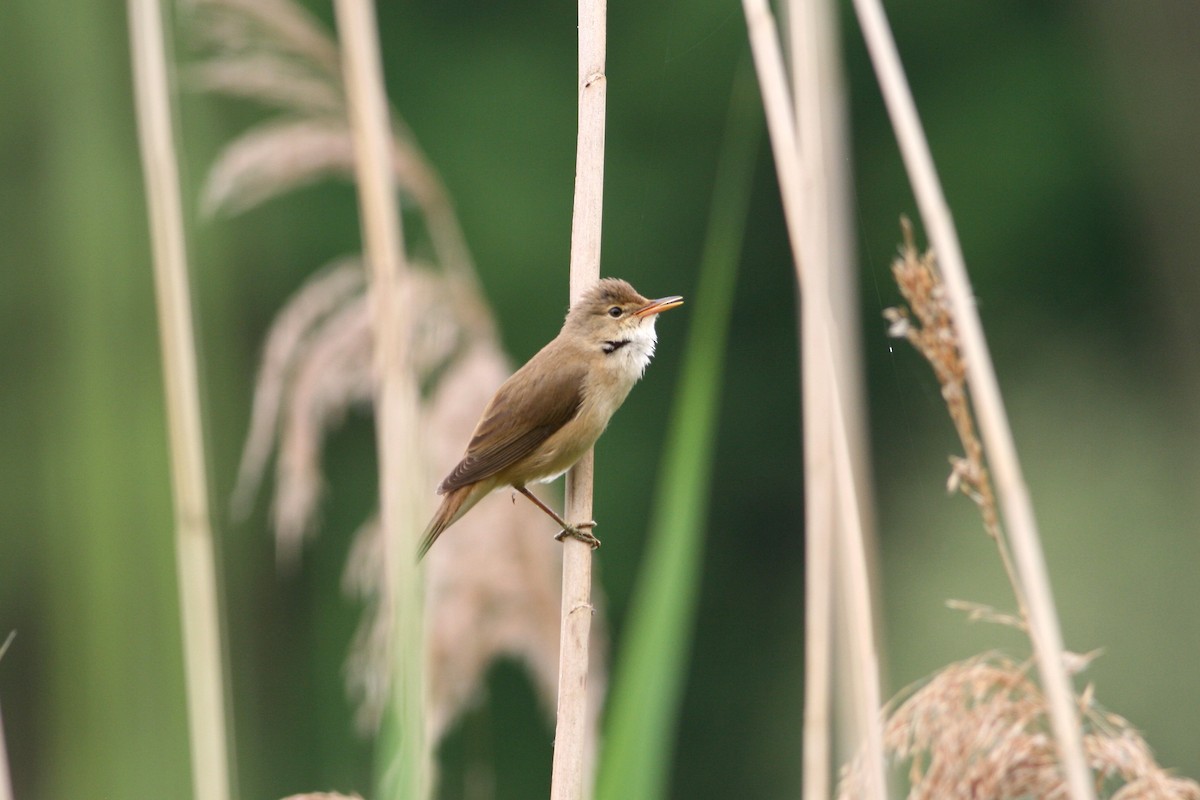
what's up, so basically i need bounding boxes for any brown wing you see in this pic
[438,353,586,493]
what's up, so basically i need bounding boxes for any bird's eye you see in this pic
[607,306,623,318]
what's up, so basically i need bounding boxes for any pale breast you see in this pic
[522,374,632,484]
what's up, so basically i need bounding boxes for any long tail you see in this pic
[417,484,477,561]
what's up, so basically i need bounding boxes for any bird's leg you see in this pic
[515,486,600,549]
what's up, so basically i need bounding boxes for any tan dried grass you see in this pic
[230,259,365,524]
[187,53,343,114]
[838,653,1199,800]
[883,219,1027,622]
[185,0,340,75]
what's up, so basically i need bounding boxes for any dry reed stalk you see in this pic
[0,632,12,800]
[849,1,1094,797]
[787,0,872,794]
[825,353,887,800]
[800,361,835,800]
[332,0,427,796]
[551,0,607,796]
[742,0,888,797]
[792,6,835,798]
[127,3,232,799]
[0,701,9,800]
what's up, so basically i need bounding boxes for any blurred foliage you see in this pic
[1,1,1198,799]
[597,60,757,800]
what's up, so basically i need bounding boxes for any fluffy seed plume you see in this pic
[837,653,1199,800]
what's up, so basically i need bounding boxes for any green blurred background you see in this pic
[2,1,1198,798]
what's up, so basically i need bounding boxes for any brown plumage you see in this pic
[417,278,682,559]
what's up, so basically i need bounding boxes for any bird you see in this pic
[417,277,683,560]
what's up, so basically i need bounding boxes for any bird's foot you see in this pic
[555,520,600,549]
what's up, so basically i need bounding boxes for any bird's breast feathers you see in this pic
[526,389,619,484]
[521,350,647,486]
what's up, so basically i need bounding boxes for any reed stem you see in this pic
[0,703,8,800]
[0,634,12,800]
[787,0,867,793]
[332,1,427,796]
[551,0,607,796]
[742,0,888,796]
[127,3,232,798]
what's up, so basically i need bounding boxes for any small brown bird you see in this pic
[417,278,683,559]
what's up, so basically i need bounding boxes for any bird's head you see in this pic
[564,278,683,374]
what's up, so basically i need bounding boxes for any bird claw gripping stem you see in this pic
[555,520,600,549]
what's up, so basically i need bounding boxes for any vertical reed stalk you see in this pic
[0,635,12,800]
[798,306,838,800]
[0,704,8,800]
[848,2,1094,798]
[825,365,885,800]
[742,0,887,796]
[787,0,865,794]
[551,0,606,796]
[127,3,232,799]
[332,2,427,797]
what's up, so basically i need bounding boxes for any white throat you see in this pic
[610,318,659,381]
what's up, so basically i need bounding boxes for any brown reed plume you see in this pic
[837,222,1200,800]
[838,651,1199,800]
[882,218,1027,625]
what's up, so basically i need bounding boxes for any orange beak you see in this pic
[634,295,684,318]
